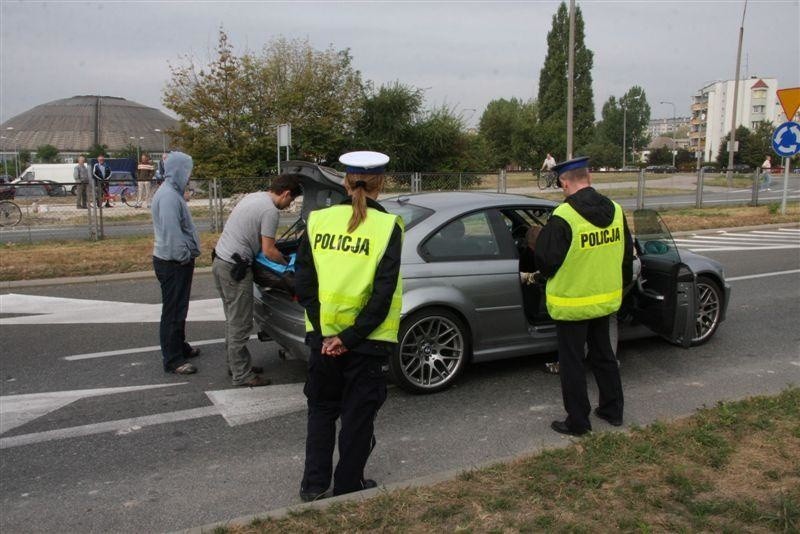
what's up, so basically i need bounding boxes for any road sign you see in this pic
[776,87,800,121]
[772,121,800,157]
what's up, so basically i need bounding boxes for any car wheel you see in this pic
[70,185,77,195]
[390,307,470,394]
[692,275,723,346]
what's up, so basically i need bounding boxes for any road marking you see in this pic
[682,245,799,253]
[0,294,224,325]
[0,383,186,434]
[63,334,259,361]
[0,383,307,449]
[0,406,218,449]
[726,269,800,281]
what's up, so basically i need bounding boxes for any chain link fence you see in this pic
[2,168,795,243]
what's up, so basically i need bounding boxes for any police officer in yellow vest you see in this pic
[534,157,633,436]
[296,151,403,501]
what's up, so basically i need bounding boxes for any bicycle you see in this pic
[0,199,22,227]
[537,169,559,189]
[120,185,139,208]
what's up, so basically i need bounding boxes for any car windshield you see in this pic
[380,199,433,230]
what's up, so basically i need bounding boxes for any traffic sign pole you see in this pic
[781,157,790,215]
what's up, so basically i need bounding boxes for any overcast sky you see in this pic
[1,0,798,126]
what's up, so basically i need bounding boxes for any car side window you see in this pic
[421,211,500,261]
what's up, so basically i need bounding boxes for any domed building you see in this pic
[0,95,178,156]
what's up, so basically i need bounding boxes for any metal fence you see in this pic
[1,169,795,243]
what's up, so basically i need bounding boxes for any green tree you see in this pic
[355,82,424,170]
[413,106,475,172]
[596,86,650,165]
[536,1,595,155]
[35,144,60,163]
[114,143,139,161]
[163,29,365,179]
[716,125,751,168]
[742,121,774,168]
[478,98,543,169]
[87,144,110,158]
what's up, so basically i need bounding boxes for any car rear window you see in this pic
[380,200,433,230]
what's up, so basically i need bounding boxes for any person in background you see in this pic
[73,155,89,209]
[534,156,633,437]
[761,155,772,191]
[136,154,154,208]
[297,151,402,502]
[151,151,202,375]
[541,153,556,172]
[211,174,303,387]
[92,154,111,208]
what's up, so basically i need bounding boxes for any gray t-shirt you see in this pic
[215,192,280,263]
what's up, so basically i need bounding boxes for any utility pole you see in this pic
[622,107,627,168]
[660,101,677,167]
[726,0,748,186]
[566,0,576,160]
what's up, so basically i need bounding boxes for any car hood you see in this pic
[280,161,346,221]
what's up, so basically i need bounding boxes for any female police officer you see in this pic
[296,151,403,502]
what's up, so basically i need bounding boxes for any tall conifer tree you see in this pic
[536,2,595,158]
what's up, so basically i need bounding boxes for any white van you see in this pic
[15,164,80,194]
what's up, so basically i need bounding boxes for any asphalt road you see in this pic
[1,227,799,533]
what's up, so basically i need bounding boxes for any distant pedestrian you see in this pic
[535,156,633,437]
[92,154,111,208]
[761,155,772,191]
[136,154,154,208]
[541,153,556,172]
[151,151,202,375]
[73,155,89,209]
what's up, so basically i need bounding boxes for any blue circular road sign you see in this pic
[772,121,800,157]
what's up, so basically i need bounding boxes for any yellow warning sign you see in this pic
[777,87,800,121]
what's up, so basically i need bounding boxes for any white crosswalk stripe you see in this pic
[673,227,800,252]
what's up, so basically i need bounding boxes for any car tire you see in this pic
[692,275,723,346]
[70,185,77,195]
[389,307,471,394]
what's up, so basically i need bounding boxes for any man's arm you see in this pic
[261,236,287,264]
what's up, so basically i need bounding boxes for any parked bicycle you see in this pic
[537,169,559,189]
[0,199,22,227]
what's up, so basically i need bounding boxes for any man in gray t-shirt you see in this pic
[212,175,303,386]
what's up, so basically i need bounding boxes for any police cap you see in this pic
[339,151,390,174]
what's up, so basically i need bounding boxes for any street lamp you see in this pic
[154,128,166,154]
[129,136,144,162]
[660,101,677,167]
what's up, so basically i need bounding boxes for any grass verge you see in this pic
[221,388,800,533]
[1,204,797,282]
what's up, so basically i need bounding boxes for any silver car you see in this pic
[254,162,730,393]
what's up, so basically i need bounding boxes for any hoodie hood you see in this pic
[565,187,616,228]
[164,152,193,193]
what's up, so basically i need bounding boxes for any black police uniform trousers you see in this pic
[301,347,387,496]
[556,314,624,432]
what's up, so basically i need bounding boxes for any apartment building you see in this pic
[647,117,691,139]
[690,77,779,162]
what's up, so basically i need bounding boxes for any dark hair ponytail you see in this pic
[345,173,383,233]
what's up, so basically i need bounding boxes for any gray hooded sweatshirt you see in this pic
[151,152,201,263]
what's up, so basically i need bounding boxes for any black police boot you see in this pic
[550,420,590,437]
[299,487,330,503]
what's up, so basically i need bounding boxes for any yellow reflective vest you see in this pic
[545,201,625,321]
[304,205,403,342]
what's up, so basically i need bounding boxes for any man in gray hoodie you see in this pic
[151,152,202,375]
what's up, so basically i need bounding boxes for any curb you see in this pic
[0,266,213,290]
[2,222,798,290]
[175,443,560,534]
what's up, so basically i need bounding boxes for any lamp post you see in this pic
[660,101,677,167]
[154,128,166,154]
[129,136,144,162]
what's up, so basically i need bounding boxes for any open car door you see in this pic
[277,161,347,243]
[631,209,696,348]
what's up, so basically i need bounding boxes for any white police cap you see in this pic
[339,151,390,174]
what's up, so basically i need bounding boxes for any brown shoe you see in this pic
[239,375,271,387]
[228,366,263,376]
[172,363,197,375]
